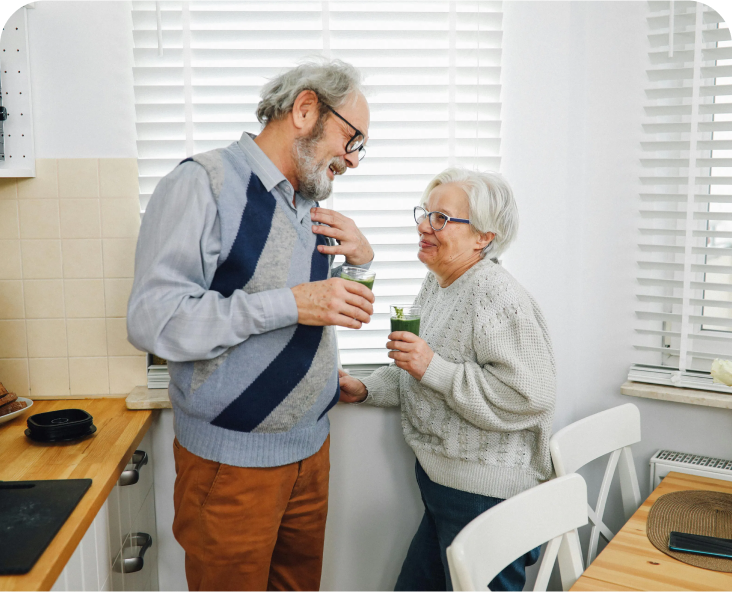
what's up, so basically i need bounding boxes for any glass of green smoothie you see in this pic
[340,265,376,290]
[390,304,421,336]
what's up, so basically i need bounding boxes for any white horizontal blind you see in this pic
[636,0,732,375]
[131,1,503,364]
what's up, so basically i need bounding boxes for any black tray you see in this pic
[24,424,97,443]
[26,409,93,440]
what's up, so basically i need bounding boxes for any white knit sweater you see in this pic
[362,258,556,500]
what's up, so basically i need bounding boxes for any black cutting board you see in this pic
[0,479,92,575]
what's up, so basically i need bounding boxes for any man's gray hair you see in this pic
[420,168,519,259]
[256,59,363,126]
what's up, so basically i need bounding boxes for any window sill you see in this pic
[621,381,732,409]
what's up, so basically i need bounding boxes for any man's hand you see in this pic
[311,207,374,265]
[338,369,368,403]
[387,331,435,381]
[292,277,374,329]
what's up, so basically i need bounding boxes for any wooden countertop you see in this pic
[0,399,156,592]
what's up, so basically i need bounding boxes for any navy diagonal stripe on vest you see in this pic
[311,232,330,281]
[211,232,332,432]
[210,175,276,297]
[210,323,324,432]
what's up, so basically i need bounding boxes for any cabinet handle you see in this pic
[114,532,153,573]
[118,450,149,486]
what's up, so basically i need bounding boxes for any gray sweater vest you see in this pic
[169,142,338,467]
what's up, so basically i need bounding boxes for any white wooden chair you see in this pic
[446,474,588,592]
[549,403,642,568]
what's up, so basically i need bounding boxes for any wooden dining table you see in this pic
[571,471,732,591]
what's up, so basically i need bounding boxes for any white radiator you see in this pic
[649,449,732,490]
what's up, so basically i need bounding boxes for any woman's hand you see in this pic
[339,369,368,403]
[387,332,434,381]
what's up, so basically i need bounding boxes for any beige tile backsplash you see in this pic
[0,158,146,397]
[24,279,65,318]
[0,320,27,358]
[0,241,22,280]
[26,319,68,358]
[67,318,108,357]
[19,200,61,239]
[0,281,25,319]
[0,200,19,238]
[62,239,104,279]
[21,240,63,279]
[59,199,101,238]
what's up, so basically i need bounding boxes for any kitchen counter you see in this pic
[0,399,156,592]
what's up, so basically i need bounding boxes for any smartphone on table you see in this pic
[668,531,732,559]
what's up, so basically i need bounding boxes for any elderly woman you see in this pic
[339,168,556,591]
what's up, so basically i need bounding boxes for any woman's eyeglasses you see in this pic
[325,105,366,161]
[414,206,471,232]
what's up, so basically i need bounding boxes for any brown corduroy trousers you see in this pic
[172,436,330,591]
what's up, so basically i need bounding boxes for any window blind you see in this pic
[131,1,503,364]
[634,0,732,387]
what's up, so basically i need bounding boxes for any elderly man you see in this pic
[127,59,373,591]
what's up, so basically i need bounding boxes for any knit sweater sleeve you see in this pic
[420,292,556,433]
[360,364,402,408]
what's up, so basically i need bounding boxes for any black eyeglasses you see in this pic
[325,104,366,161]
[414,206,470,231]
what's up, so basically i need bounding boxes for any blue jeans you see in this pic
[395,462,541,592]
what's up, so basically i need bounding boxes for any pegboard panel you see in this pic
[0,7,34,177]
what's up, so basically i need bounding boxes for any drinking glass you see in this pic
[340,265,376,290]
[390,304,421,336]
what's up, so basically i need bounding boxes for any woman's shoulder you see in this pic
[471,260,539,318]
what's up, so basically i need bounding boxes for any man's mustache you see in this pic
[328,158,347,176]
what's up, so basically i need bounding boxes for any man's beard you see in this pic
[293,122,347,202]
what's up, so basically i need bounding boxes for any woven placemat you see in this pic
[647,490,732,572]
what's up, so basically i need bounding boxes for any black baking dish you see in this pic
[26,409,93,440]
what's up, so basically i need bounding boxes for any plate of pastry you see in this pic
[0,384,32,426]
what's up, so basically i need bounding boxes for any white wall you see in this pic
[25,1,137,158]
[19,1,732,591]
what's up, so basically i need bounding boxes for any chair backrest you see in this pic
[549,403,642,568]
[447,474,588,592]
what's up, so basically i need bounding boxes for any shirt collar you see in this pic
[237,132,289,193]
[237,132,315,218]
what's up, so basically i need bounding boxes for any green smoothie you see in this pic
[390,316,420,336]
[341,273,374,290]
[390,305,421,336]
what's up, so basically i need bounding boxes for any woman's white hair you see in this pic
[420,168,519,259]
[256,58,362,126]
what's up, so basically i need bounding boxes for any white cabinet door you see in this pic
[52,428,158,591]
[110,430,158,591]
[51,499,112,592]
[120,485,158,592]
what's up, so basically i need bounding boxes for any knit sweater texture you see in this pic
[362,258,556,500]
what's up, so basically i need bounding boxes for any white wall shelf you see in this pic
[621,381,732,410]
[0,6,35,177]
